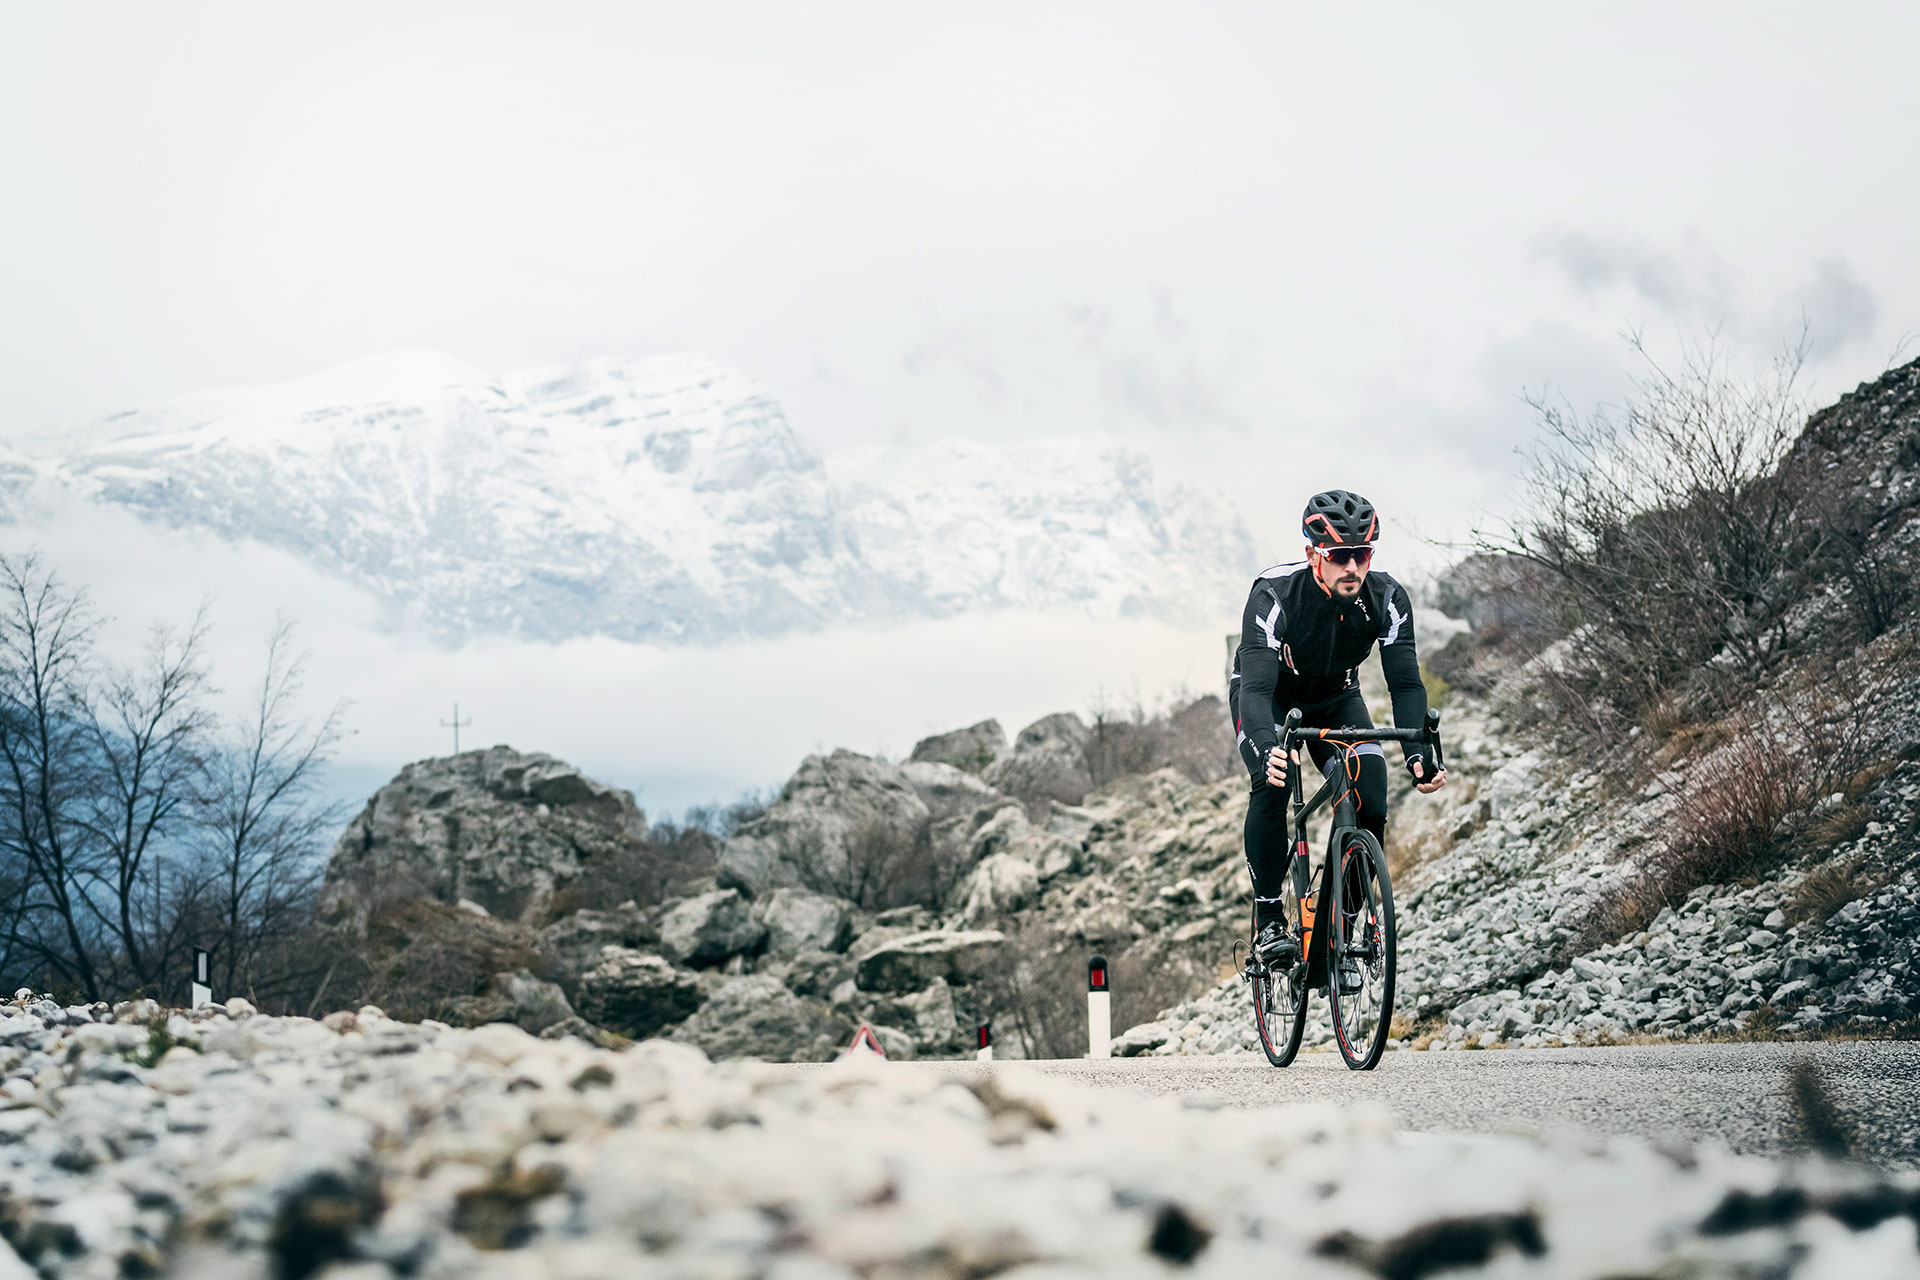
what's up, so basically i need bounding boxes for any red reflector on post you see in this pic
[978,1023,990,1048]
[1088,956,1108,992]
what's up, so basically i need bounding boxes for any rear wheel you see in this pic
[1326,828,1395,1071]
[1252,874,1310,1067]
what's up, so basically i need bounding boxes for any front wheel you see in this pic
[1326,828,1395,1070]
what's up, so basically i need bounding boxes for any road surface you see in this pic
[792,1041,1920,1168]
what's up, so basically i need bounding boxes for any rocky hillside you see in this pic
[1123,688,1920,1057]
[1128,356,1920,1057]
[309,703,1249,1064]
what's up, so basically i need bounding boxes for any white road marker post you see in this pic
[976,1023,993,1063]
[1087,955,1111,1059]
[190,948,212,1010]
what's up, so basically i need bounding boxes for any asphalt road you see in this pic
[799,1041,1920,1169]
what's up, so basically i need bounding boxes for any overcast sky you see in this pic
[4,4,1918,810]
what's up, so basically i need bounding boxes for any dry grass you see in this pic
[1784,859,1896,927]
[1575,670,1904,952]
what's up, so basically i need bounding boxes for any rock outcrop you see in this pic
[658,889,765,965]
[984,712,1096,810]
[717,749,933,896]
[440,968,577,1035]
[319,746,649,932]
[909,718,1007,773]
[855,930,1009,993]
[670,974,856,1061]
[754,888,854,958]
[571,948,705,1040]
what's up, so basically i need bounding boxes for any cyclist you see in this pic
[1228,489,1446,970]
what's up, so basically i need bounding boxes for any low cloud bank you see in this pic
[11,496,1231,821]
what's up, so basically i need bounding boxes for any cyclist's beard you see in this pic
[1313,559,1367,597]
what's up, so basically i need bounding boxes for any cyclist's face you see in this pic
[1309,544,1370,598]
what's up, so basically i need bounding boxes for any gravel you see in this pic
[4,994,1920,1278]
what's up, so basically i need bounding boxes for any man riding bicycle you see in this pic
[1229,489,1447,971]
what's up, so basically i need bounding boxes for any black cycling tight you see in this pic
[1244,691,1389,930]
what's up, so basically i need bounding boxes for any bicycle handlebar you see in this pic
[1278,707,1446,772]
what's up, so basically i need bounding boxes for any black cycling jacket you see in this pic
[1227,562,1429,770]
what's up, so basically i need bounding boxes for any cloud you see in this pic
[1,487,1230,822]
[896,290,1260,440]
[1531,231,1734,318]
[1532,231,1880,365]
[1778,255,1878,359]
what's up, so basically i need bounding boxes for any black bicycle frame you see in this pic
[1274,708,1443,982]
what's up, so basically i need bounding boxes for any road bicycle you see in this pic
[1242,707,1443,1070]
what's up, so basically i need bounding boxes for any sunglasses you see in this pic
[1315,545,1374,567]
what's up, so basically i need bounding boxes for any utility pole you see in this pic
[441,703,472,755]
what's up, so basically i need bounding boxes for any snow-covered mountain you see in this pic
[14,352,1256,644]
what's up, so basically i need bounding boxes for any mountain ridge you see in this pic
[10,351,1256,645]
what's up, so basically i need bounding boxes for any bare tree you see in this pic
[82,610,215,995]
[1474,333,1819,730]
[200,620,346,999]
[0,555,106,1000]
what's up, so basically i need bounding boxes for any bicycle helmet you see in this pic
[1301,490,1379,546]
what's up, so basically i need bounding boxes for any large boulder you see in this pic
[909,720,1007,774]
[755,889,854,958]
[717,750,932,897]
[659,889,765,965]
[319,746,649,932]
[898,761,1009,823]
[964,805,1080,880]
[901,760,1019,880]
[537,905,660,992]
[572,947,705,1039]
[984,714,1094,810]
[441,968,577,1035]
[855,930,1008,994]
[671,975,852,1062]
[956,854,1041,925]
[864,977,963,1053]
[783,949,857,999]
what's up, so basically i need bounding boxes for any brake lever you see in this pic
[1423,708,1445,774]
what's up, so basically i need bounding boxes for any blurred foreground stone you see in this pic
[1,996,1917,1278]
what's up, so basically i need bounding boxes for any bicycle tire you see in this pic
[1326,827,1395,1070]
[1251,874,1310,1066]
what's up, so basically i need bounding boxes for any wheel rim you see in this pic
[1332,839,1391,1058]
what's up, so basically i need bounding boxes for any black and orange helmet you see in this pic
[1302,490,1378,546]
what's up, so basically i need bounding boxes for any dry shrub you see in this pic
[972,919,1085,1060]
[971,921,1221,1059]
[786,816,971,913]
[1110,943,1217,1034]
[1086,693,1237,789]
[1785,859,1893,927]
[1386,819,1454,885]
[1579,719,1810,946]
[1476,337,1816,728]
[341,898,539,1023]
[1577,654,1903,948]
[547,826,719,919]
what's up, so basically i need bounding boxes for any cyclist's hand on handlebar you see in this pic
[1409,757,1447,794]
[1264,746,1300,789]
